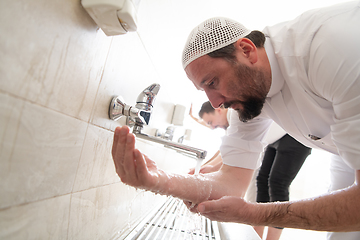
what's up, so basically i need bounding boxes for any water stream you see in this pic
[194,158,203,175]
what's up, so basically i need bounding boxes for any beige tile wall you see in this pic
[0,0,200,239]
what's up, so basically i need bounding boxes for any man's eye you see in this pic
[208,78,217,88]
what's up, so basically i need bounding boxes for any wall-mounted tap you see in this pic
[108,83,207,160]
[109,83,160,128]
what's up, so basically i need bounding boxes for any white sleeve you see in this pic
[220,110,272,169]
[309,7,360,169]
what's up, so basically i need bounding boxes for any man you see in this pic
[188,101,230,172]
[197,101,230,130]
[112,1,360,239]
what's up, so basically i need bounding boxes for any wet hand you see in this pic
[112,126,166,191]
[183,200,199,213]
[196,196,254,224]
[188,165,217,174]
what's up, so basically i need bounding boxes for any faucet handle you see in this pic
[109,96,127,121]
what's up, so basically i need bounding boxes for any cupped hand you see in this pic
[188,165,218,174]
[112,126,166,191]
[196,196,254,224]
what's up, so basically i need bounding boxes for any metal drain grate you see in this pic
[124,197,221,240]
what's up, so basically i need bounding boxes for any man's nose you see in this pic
[206,91,224,109]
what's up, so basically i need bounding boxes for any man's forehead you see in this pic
[185,56,213,90]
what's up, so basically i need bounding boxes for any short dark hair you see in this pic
[207,30,266,61]
[199,101,215,119]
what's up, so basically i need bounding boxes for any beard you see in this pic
[224,97,265,122]
[223,63,268,122]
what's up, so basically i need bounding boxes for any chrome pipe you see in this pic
[134,132,207,160]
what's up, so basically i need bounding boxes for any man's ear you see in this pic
[234,38,258,64]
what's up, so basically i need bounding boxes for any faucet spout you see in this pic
[133,130,207,160]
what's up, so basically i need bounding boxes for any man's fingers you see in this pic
[123,133,137,183]
[118,126,130,165]
[112,126,130,178]
[111,127,121,159]
[197,202,208,214]
[197,198,224,214]
[134,149,149,186]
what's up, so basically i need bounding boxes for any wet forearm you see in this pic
[162,173,213,203]
[163,166,252,204]
[254,185,360,231]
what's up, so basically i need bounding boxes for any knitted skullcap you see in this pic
[182,17,251,69]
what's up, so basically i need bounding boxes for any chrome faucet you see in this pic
[108,83,207,160]
[109,83,160,127]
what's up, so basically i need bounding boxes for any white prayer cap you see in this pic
[182,17,251,69]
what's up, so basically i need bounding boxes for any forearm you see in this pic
[253,184,360,231]
[162,172,232,204]
[163,173,213,203]
[163,165,253,204]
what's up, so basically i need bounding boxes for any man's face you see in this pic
[201,109,228,130]
[185,54,270,122]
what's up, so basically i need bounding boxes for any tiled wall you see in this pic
[0,0,204,239]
